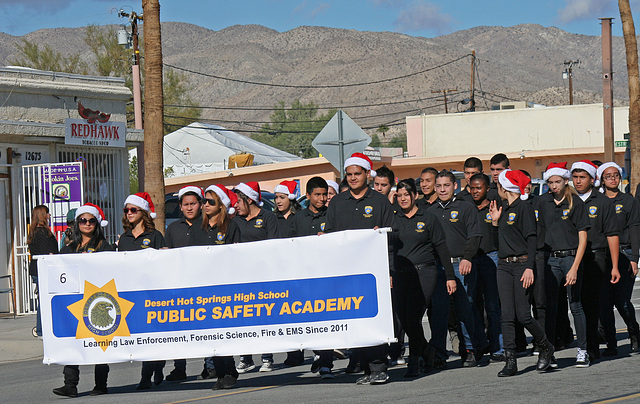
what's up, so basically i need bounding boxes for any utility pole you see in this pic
[601,18,615,163]
[118,9,145,190]
[563,60,580,105]
[142,0,165,231]
[469,50,476,112]
[432,89,458,114]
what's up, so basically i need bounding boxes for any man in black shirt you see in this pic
[488,153,510,202]
[164,186,204,381]
[326,153,396,385]
[417,167,438,209]
[428,170,486,366]
[571,160,621,360]
[373,165,397,204]
[457,157,483,204]
[469,173,503,362]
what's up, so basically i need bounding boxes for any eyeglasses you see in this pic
[203,198,217,206]
[603,173,621,180]
[123,207,139,214]
[78,217,97,225]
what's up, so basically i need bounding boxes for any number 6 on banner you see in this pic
[47,265,80,294]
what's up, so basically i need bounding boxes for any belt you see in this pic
[451,257,462,264]
[500,255,528,263]
[590,248,608,254]
[552,250,576,258]
[415,261,436,271]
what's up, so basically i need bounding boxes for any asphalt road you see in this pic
[1,280,639,404]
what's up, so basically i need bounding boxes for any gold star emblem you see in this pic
[67,279,134,352]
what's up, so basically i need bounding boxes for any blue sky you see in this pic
[0,0,637,37]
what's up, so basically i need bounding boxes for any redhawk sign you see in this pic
[64,102,126,148]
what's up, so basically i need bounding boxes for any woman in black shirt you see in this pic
[273,180,301,239]
[393,179,456,377]
[117,192,166,390]
[27,204,58,338]
[52,203,115,398]
[489,170,554,377]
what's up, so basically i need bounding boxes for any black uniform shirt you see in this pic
[456,188,474,204]
[487,182,499,202]
[325,187,396,232]
[476,202,499,254]
[164,216,200,248]
[61,240,115,254]
[609,191,640,249]
[581,190,618,250]
[117,229,165,251]
[532,195,548,251]
[233,208,279,242]
[189,217,241,245]
[497,198,537,268]
[276,213,294,238]
[537,192,590,251]
[416,195,435,210]
[290,207,327,237]
[394,207,446,267]
[428,197,482,259]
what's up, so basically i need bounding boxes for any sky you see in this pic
[0,0,638,38]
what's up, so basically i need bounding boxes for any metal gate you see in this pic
[14,162,84,314]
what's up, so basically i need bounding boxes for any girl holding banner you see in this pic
[52,203,114,397]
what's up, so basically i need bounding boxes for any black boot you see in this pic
[630,333,639,353]
[137,363,153,390]
[497,350,517,377]
[91,364,109,395]
[404,356,420,378]
[52,385,78,398]
[536,341,555,372]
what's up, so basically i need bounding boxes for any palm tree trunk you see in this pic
[619,0,640,194]
[142,0,165,231]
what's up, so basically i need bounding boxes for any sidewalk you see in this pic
[0,314,44,364]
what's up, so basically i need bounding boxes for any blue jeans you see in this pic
[429,261,483,356]
[474,252,504,354]
[546,255,587,350]
[31,276,41,336]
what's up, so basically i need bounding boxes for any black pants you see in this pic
[141,360,165,381]
[213,356,239,378]
[496,261,548,351]
[63,364,109,388]
[600,250,640,348]
[582,250,607,354]
[172,359,186,373]
[395,263,438,360]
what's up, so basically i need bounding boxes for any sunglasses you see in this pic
[78,217,97,225]
[123,207,140,214]
[203,198,218,206]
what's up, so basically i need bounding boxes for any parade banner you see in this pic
[38,229,394,365]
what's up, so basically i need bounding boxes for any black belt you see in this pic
[415,262,436,271]
[552,250,576,258]
[590,248,607,253]
[500,255,528,263]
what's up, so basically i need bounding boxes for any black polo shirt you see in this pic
[61,240,115,254]
[416,194,436,210]
[233,208,279,242]
[290,207,327,237]
[608,191,640,259]
[476,201,499,254]
[165,216,200,248]
[117,229,165,251]
[497,198,536,268]
[532,195,547,251]
[276,213,294,238]
[394,207,446,267]
[189,217,241,245]
[326,187,395,232]
[487,182,499,202]
[428,197,482,259]
[456,188,474,204]
[580,190,618,250]
[536,192,590,251]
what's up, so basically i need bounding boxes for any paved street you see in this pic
[1,279,639,403]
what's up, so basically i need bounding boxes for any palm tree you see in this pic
[142,0,166,231]
[619,0,640,193]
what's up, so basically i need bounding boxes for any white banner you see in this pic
[38,229,394,365]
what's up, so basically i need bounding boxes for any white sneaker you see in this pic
[259,360,274,372]
[576,349,590,368]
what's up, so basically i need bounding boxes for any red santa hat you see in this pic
[596,161,623,190]
[206,184,236,214]
[274,180,298,200]
[344,152,377,178]
[75,203,108,227]
[234,182,263,207]
[124,192,157,219]
[178,185,204,201]
[571,159,599,186]
[499,169,531,200]
[543,162,570,182]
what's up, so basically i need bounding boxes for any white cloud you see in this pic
[293,1,330,20]
[557,0,613,23]
[393,1,452,34]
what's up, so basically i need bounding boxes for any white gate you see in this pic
[14,162,83,314]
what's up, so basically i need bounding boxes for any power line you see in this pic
[163,54,472,89]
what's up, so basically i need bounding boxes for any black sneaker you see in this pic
[220,375,237,389]
[136,378,152,390]
[53,385,78,398]
[319,367,335,379]
[355,374,371,385]
[602,347,618,357]
[166,370,187,382]
[462,350,477,367]
[370,371,389,384]
[89,386,108,396]
[310,356,321,373]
